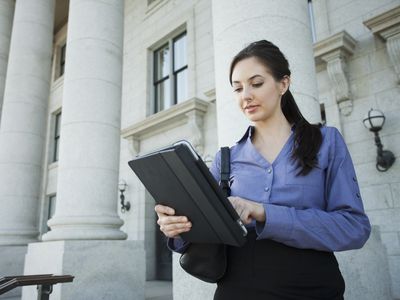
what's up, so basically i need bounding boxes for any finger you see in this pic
[161,222,192,232]
[240,209,253,224]
[157,216,189,226]
[155,204,175,215]
[160,226,191,237]
[164,227,191,238]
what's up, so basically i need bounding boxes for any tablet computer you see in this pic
[128,141,247,247]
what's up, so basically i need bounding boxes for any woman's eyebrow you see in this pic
[232,74,264,84]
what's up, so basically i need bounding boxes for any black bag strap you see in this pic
[220,147,231,198]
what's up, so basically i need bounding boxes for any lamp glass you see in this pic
[363,109,385,130]
[118,180,127,192]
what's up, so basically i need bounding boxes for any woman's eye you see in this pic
[233,87,242,92]
[252,82,263,88]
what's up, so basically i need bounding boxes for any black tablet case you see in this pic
[128,142,247,247]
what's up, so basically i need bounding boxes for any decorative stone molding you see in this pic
[204,88,216,102]
[364,5,400,84]
[121,98,209,155]
[314,31,356,116]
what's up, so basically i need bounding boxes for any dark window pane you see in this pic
[176,69,187,104]
[155,44,170,81]
[54,138,60,162]
[155,78,171,112]
[174,34,187,71]
[320,103,326,125]
[48,196,56,219]
[53,112,61,162]
[47,195,57,231]
[60,44,66,76]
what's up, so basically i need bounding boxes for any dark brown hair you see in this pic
[229,40,322,175]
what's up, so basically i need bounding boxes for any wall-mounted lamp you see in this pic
[118,179,130,213]
[363,108,396,172]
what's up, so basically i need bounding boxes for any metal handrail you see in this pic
[0,274,74,300]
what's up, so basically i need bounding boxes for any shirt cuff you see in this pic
[167,237,189,254]
[255,203,294,241]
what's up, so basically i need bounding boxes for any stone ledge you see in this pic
[313,30,356,68]
[121,98,209,154]
[364,5,400,39]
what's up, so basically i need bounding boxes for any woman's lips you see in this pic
[244,105,259,113]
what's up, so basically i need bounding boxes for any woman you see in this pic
[155,40,371,299]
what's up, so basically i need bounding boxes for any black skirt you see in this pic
[214,230,345,300]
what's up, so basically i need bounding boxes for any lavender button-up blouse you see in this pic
[169,126,371,253]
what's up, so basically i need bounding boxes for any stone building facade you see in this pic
[0,0,399,299]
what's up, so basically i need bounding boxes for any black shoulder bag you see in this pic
[179,147,231,283]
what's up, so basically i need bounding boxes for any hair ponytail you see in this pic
[281,90,322,175]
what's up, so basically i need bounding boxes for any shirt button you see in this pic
[264,187,270,192]
[356,193,360,198]
[353,176,357,182]
[267,168,272,174]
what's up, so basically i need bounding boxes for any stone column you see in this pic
[211,0,321,146]
[0,0,54,245]
[23,1,145,299]
[42,0,126,241]
[0,1,54,299]
[0,0,15,122]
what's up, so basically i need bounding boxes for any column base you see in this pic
[42,215,127,241]
[22,240,145,300]
[335,225,392,300]
[0,245,27,299]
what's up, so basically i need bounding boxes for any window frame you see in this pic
[152,31,188,114]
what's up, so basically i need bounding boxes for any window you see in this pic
[53,112,61,162]
[153,32,188,113]
[59,43,66,77]
[47,195,56,231]
[320,103,326,125]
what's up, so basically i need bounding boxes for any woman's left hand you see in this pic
[228,196,266,224]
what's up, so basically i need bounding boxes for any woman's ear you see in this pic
[280,75,290,94]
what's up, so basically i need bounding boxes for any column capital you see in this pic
[313,31,356,116]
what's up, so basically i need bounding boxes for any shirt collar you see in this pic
[236,126,254,144]
[236,124,296,144]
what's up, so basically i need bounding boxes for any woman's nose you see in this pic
[242,87,252,101]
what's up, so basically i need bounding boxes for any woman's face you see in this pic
[231,57,289,124]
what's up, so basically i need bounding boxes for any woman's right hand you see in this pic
[155,204,192,238]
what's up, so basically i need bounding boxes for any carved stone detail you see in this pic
[364,6,400,84]
[314,31,356,116]
[386,32,400,83]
